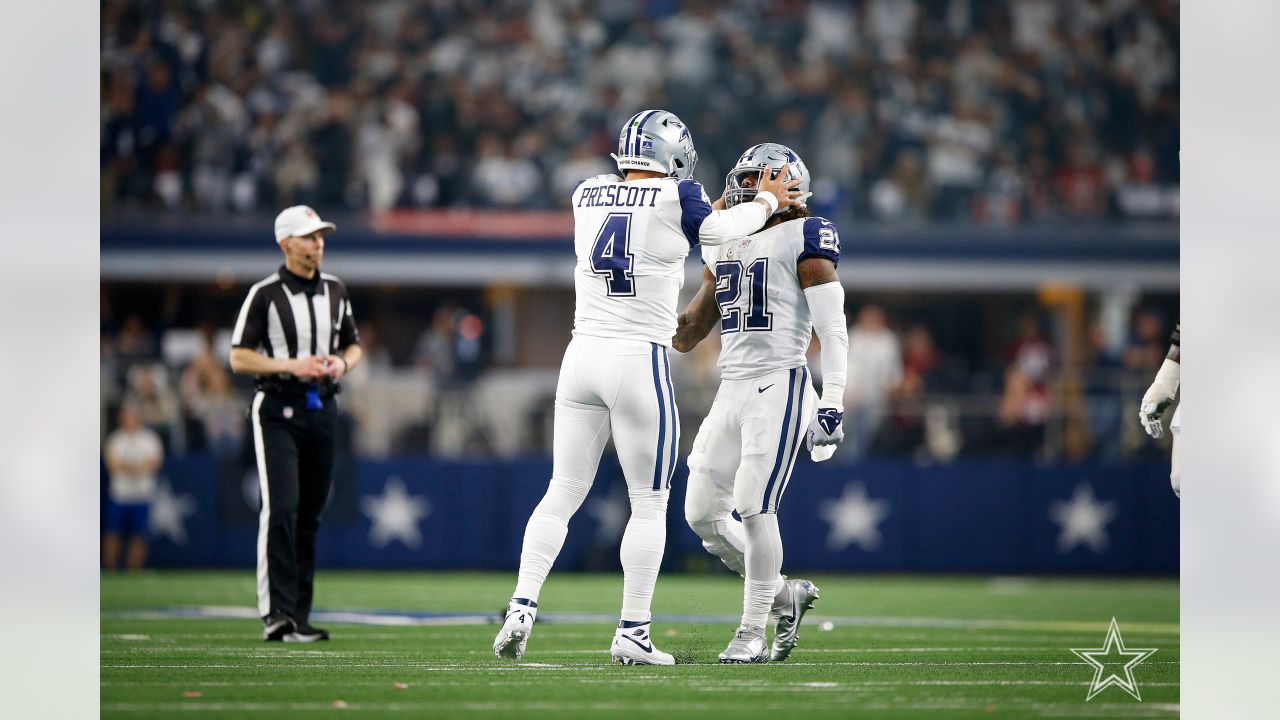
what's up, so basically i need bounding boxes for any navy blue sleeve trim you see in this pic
[799,216,841,268]
[678,179,712,249]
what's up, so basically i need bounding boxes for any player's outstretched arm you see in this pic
[1139,325,1181,439]
[695,167,804,246]
[801,257,849,454]
[673,266,720,353]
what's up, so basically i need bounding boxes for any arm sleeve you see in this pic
[800,217,841,267]
[231,286,267,349]
[680,179,774,247]
[804,281,849,409]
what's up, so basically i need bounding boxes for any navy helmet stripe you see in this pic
[621,112,642,157]
[619,111,640,155]
[622,112,643,157]
[761,368,799,513]
[634,110,660,156]
[662,347,678,488]
[650,343,667,491]
[774,367,810,512]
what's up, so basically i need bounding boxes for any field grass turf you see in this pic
[101,571,1177,718]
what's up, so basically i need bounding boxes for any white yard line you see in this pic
[103,606,1179,635]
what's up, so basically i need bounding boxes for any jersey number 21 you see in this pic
[715,259,772,333]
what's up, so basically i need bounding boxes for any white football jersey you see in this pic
[700,216,842,380]
[571,174,714,345]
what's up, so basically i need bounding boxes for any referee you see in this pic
[229,205,362,642]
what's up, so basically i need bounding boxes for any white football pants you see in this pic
[512,335,678,622]
[685,365,813,569]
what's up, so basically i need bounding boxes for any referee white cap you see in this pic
[274,205,336,244]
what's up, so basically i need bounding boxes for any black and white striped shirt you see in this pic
[231,265,359,366]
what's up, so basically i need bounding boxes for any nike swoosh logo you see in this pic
[758,384,774,393]
[621,634,653,653]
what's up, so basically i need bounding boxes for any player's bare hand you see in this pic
[756,164,805,209]
[672,315,698,353]
[291,355,330,381]
[711,190,727,211]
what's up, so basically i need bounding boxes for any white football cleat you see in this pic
[493,598,538,660]
[610,621,675,666]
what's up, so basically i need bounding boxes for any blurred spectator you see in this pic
[870,150,930,223]
[99,0,1179,226]
[471,135,543,208]
[116,314,157,367]
[1053,136,1108,217]
[844,305,903,460]
[1081,321,1124,460]
[103,403,163,571]
[998,363,1051,456]
[414,305,459,380]
[877,323,941,456]
[1123,308,1168,373]
[181,350,242,459]
[998,313,1055,456]
[126,363,181,450]
[972,147,1026,225]
[1006,312,1054,387]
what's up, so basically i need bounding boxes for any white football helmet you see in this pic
[724,142,811,211]
[612,110,698,180]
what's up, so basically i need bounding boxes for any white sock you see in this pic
[513,513,568,602]
[619,488,669,623]
[742,513,785,629]
[512,475,591,601]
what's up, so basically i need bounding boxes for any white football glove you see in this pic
[807,407,845,451]
[1139,359,1180,439]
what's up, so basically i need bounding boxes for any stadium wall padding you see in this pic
[120,453,1178,574]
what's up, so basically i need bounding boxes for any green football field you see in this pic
[101,571,1178,718]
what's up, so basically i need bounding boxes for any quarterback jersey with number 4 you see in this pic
[701,216,841,380]
[571,174,716,346]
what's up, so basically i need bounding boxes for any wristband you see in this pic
[820,383,845,411]
[753,191,779,215]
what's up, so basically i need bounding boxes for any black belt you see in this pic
[256,377,341,400]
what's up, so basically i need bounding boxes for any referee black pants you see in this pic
[251,391,336,625]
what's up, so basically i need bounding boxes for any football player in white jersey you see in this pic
[673,143,848,663]
[1139,322,1180,497]
[493,112,804,665]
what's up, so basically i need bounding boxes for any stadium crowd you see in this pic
[101,0,1179,226]
[100,291,1177,465]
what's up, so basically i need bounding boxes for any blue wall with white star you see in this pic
[127,453,1178,574]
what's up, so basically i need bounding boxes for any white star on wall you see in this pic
[149,477,196,545]
[361,476,431,549]
[1049,483,1118,554]
[818,482,890,552]
[585,486,628,544]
